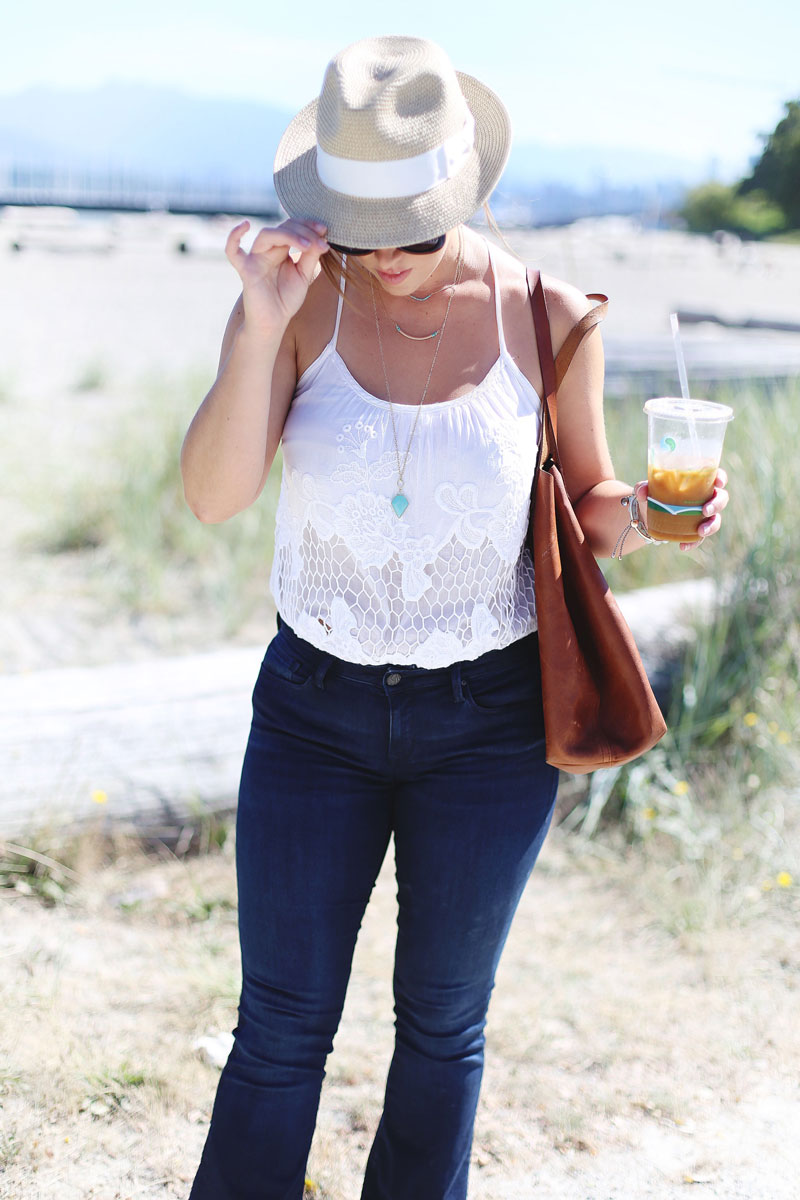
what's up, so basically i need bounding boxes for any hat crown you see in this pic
[317,36,469,164]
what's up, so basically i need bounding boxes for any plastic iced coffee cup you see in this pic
[643,398,733,543]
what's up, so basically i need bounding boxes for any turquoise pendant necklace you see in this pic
[394,322,439,340]
[370,231,464,517]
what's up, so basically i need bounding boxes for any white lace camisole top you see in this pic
[269,242,541,668]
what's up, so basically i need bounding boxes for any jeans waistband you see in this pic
[275,611,539,696]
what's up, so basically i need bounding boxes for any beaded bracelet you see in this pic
[611,487,667,559]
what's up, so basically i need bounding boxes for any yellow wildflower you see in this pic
[776,872,793,888]
[91,789,108,805]
[643,808,656,820]
[777,731,791,745]
[743,712,758,728]
[767,721,779,735]
[761,879,773,892]
[672,780,690,796]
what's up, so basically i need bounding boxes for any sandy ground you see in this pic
[2,212,800,400]
[2,825,799,1200]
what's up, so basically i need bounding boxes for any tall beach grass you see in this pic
[573,377,800,926]
[31,372,283,635]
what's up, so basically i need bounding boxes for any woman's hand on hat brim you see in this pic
[224,218,330,330]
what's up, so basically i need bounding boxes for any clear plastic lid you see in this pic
[643,397,734,422]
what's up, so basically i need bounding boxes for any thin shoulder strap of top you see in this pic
[485,241,509,357]
[332,255,347,348]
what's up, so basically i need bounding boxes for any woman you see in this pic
[182,36,728,1200]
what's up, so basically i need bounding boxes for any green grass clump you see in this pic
[1,811,232,907]
[0,837,81,906]
[35,372,281,630]
[79,1061,161,1119]
[72,359,109,392]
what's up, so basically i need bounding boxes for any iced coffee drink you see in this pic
[644,399,733,543]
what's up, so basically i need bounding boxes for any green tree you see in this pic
[741,99,800,227]
[681,182,737,233]
[680,182,785,238]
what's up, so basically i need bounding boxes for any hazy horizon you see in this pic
[5,0,800,182]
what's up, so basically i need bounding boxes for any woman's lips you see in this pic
[377,268,412,285]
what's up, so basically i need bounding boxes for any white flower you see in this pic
[434,481,488,548]
[396,534,437,601]
[471,602,500,643]
[414,628,466,669]
[332,448,398,486]
[486,490,530,563]
[337,492,400,569]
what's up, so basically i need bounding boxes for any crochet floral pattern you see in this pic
[270,379,540,666]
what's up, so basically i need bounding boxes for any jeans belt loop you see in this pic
[450,662,464,704]
[313,654,333,690]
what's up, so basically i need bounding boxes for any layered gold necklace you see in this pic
[370,231,464,518]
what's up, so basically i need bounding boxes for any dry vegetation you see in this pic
[2,819,799,1200]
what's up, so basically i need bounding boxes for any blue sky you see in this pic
[6,0,799,177]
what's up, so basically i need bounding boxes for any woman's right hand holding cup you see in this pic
[224,218,329,336]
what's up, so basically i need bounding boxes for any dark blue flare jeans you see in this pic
[188,615,559,1200]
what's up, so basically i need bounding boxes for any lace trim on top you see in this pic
[269,243,542,667]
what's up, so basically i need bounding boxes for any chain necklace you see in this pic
[371,231,463,518]
[393,323,439,341]
[392,253,464,339]
[408,288,446,302]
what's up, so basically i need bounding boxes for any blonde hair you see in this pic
[318,248,372,311]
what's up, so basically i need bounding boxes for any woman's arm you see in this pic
[180,218,329,523]
[543,275,729,557]
[180,305,295,523]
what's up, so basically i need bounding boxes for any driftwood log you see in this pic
[0,581,716,840]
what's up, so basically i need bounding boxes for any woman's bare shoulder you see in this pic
[538,272,595,315]
[485,239,594,326]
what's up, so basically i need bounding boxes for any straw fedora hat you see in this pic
[273,35,512,249]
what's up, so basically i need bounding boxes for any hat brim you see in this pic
[273,72,511,249]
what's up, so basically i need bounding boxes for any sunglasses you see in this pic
[327,234,447,257]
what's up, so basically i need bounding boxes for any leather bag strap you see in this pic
[526,269,608,467]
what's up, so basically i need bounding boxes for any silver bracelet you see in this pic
[611,488,667,558]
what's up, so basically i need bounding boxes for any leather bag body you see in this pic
[527,271,667,773]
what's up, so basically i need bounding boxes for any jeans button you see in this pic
[386,672,401,686]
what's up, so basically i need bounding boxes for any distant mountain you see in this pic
[0,82,705,195]
[503,141,705,191]
[0,84,287,185]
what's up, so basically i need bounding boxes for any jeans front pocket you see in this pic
[461,648,545,722]
[258,633,315,688]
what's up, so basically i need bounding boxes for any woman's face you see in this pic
[355,229,456,297]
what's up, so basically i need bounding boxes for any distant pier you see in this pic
[0,166,282,219]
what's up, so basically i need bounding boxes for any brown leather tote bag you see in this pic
[527,270,667,774]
